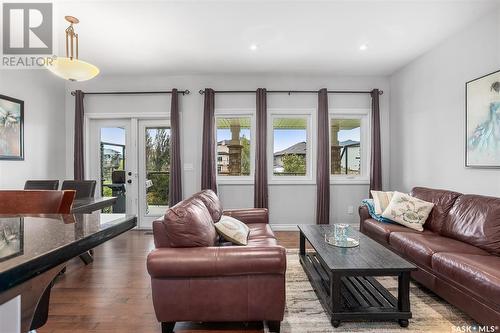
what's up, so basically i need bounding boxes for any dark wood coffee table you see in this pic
[298,225,417,328]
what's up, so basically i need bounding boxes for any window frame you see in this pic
[329,108,371,185]
[268,108,316,185]
[214,109,256,185]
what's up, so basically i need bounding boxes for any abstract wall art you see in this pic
[466,69,500,168]
[0,94,24,160]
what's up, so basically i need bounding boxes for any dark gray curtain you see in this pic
[169,89,182,206]
[254,88,268,208]
[316,88,330,224]
[370,89,382,192]
[201,88,217,193]
[74,90,85,180]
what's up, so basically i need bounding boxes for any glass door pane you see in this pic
[100,127,127,213]
[144,127,170,216]
[138,119,171,228]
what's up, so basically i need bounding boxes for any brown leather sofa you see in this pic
[359,187,500,325]
[147,190,286,333]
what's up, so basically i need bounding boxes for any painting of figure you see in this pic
[0,94,24,160]
[466,70,500,167]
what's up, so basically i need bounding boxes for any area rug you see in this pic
[273,251,476,333]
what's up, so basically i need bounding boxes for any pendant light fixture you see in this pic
[46,16,99,81]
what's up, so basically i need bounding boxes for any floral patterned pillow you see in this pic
[381,191,434,231]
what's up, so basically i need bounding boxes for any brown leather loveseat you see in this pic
[147,190,286,333]
[359,187,500,325]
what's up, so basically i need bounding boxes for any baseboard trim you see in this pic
[270,224,299,231]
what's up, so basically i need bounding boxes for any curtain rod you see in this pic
[70,90,190,96]
[198,89,383,95]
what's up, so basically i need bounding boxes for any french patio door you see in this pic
[88,117,170,229]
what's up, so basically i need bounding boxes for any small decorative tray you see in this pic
[325,236,360,248]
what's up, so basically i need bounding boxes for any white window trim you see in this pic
[329,108,371,185]
[269,108,316,185]
[215,108,256,185]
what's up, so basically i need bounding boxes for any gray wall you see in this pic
[0,70,66,189]
[65,74,390,228]
[390,8,500,196]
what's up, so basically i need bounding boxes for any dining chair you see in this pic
[0,190,75,214]
[24,180,59,190]
[61,180,97,199]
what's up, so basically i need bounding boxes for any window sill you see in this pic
[330,177,370,185]
[217,178,254,185]
[270,178,316,185]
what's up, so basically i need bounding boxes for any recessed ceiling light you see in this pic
[359,44,368,51]
[249,43,258,51]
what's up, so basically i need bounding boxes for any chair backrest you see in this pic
[61,180,96,199]
[24,180,59,190]
[0,190,76,214]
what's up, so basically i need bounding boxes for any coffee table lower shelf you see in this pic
[299,252,412,328]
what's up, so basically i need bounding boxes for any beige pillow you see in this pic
[371,190,394,215]
[381,191,434,231]
[214,215,250,245]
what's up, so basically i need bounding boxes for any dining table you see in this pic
[0,212,136,333]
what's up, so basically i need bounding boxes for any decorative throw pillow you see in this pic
[381,192,435,231]
[214,215,250,246]
[361,199,395,224]
[371,190,394,215]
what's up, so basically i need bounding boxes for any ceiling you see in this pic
[53,0,499,76]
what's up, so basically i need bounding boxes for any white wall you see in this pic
[0,70,66,189]
[65,74,390,227]
[390,8,500,196]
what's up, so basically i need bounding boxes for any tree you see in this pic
[282,153,306,175]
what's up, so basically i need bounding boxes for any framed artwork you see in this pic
[0,217,24,263]
[466,69,500,168]
[0,94,24,160]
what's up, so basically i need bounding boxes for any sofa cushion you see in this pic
[247,237,279,246]
[389,232,488,268]
[195,189,223,223]
[371,191,394,215]
[246,223,277,246]
[247,223,276,239]
[432,253,500,306]
[163,197,218,247]
[442,194,500,255]
[410,187,462,233]
[362,218,420,244]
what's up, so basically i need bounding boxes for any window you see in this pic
[216,116,252,178]
[331,119,361,175]
[272,115,312,181]
[330,112,369,183]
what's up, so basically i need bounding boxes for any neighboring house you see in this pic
[273,141,306,172]
[217,140,230,174]
[338,140,360,173]
[272,140,360,173]
[102,148,122,168]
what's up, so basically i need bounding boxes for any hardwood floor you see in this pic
[39,230,299,333]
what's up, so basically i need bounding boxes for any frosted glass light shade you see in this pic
[46,57,99,81]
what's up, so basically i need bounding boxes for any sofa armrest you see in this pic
[223,208,269,224]
[147,245,286,278]
[359,205,370,233]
